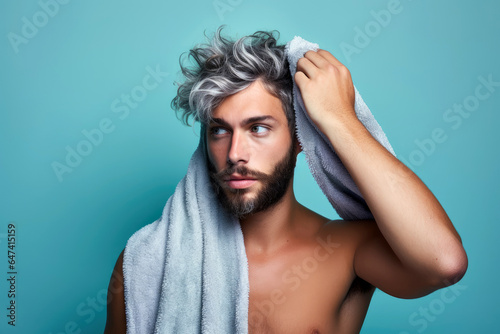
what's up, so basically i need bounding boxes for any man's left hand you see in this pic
[294,49,357,133]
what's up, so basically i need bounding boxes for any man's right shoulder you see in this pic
[104,249,126,333]
[125,219,168,256]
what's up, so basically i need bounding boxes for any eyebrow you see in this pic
[210,115,278,128]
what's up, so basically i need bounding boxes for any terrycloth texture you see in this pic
[123,135,248,333]
[123,36,395,333]
[286,36,396,220]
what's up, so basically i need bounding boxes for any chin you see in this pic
[225,190,256,203]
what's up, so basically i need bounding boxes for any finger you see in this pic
[294,70,309,87]
[296,56,318,79]
[303,50,331,69]
[317,49,346,68]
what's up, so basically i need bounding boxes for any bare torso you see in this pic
[246,216,376,334]
[104,207,378,334]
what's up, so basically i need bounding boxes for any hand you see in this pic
[294,49,357,132]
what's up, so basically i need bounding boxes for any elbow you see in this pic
[431,243,468,288]
[440,252,468,287]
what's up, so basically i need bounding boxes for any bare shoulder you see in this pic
[294,203,379,251]
[104,249,126,334]
[318,218,379,250]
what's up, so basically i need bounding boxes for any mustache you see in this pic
[213,165,270,180]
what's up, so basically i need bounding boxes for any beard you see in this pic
[208,142,296,219]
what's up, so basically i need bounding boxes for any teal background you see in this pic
[1,0,498,333]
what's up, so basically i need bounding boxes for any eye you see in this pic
[250,125,269,134]
[209,126,229,137]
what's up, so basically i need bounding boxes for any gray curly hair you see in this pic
[171,26,294,131]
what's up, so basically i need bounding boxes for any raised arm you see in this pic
[294,49,467,298]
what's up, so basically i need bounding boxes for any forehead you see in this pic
[210,80,287,124]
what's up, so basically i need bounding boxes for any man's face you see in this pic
[206,80,297,218]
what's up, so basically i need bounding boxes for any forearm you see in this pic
[321,113,466,281]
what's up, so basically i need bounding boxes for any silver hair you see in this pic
[171,26,294,130]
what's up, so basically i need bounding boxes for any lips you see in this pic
[224,175,257,189]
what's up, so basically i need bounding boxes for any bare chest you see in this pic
[246,240,349,334]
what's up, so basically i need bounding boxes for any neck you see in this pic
[238,183,301,257]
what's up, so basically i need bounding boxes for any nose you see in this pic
[227,130,249,165]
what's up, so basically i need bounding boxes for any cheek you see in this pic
[207,143,225,170]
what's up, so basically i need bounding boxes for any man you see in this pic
[104,27,467,333]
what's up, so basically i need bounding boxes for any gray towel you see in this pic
[122,36,395,333]
[286,36,396,220]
